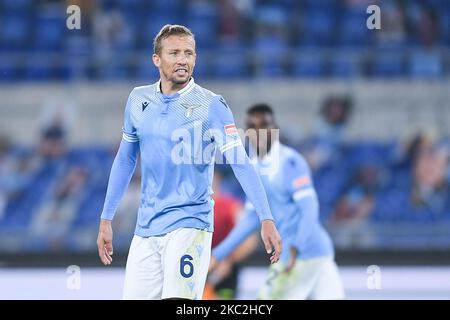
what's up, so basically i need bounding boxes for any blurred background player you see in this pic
[203,169,259,299]
[303,95,353,173]
[96,25,281,300]
[209,104,345,299]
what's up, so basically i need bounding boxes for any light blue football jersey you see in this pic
[101,78,273,237]
[214,140,334,262]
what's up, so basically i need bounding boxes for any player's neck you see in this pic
[160,78,190,95]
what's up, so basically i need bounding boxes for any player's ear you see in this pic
[152,54,160,68]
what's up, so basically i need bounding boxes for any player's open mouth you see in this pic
[175,68,188,76]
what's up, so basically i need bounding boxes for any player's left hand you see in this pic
[284,247,298,273]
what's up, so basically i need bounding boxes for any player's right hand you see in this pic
[260,219,282,264]
[97,219,114,265]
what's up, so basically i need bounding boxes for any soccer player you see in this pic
[210,104,345,299]
[96,25,281,300]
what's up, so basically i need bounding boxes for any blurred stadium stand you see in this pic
[0,0,449,81]
[1,81,450,256]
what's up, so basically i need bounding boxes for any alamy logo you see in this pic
[66,5,81,30]
[366,265,382,290]
[66,265,81,290]
[170,121,280,176]
[367,5,381,30]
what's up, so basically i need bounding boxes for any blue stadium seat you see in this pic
[73,192,105,227]
[330,52,361,77]
[144,15,185,50]
[1,138,448,247]
[212,54,248,78]
[346,142,394,168]
[212,41,248,78]
[185,0,218,48]
[186,19,217,49]
[32,7,66,51]
[114,0,146,10]
[23,57,54,80]
[372,189,410,222]
[255,5,287,26]
[389,169,412,189]
[97,60,131,80]
[0,56,18,81]
[371,52,405,77]
[408,50,443,79]
[302,0,339,11]
[253,34,288,76]
[338,12,372,47]
[439,10,450,45]
[0,0,33,11]
[315,165,351,207]
[300,11,335,47]
[2,160,62,227]
[292,53,325,77]
[151,0,184,11]
[63,35,91,55]
[135,55,160,81]
[0,0,446,82]
[0,15,30,51]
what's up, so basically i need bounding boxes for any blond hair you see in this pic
[153,24,195,55]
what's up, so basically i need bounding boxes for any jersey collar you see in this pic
[155,77,195,97]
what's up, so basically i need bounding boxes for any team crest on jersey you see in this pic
[181,104,201,118]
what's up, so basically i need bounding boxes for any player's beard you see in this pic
[160,67,191,87]
[172,75,190,85]
[170,68,192,85]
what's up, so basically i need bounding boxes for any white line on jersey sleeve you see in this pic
[122,132,139,143]
[293,188,316,202]
[219,140,242,153]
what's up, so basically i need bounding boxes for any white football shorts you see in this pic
[258,256,345,300]
[123,227,212,300]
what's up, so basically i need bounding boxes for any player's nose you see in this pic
[177,54,188,65]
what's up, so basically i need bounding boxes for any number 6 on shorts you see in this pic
[180,254,194,278]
